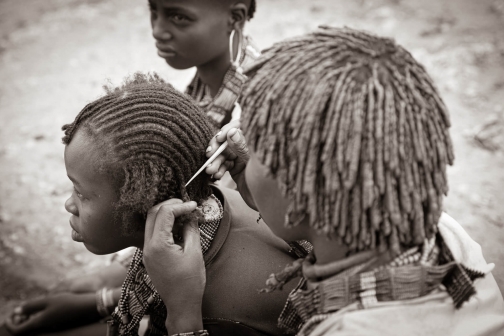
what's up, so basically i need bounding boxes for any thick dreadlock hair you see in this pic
[241,26,454,254]
[62,73,213,232]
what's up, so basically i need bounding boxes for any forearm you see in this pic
[72,293,103,322]
[233,172,257,211]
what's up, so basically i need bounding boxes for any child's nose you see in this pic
[65,196,78,216]
[152,18,172,41]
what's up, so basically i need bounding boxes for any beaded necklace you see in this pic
[185,36,260,130]
[110,195,223,336]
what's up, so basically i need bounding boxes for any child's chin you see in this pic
[83,243,116,256]
[164,58,193,70]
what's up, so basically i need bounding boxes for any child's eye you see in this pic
[169,13,190,23]
[74,187,84,199]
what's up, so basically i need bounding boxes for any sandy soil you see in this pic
[0,0,503,321]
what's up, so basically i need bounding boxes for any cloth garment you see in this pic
[283,213,504,336]
[185,36,260,130]
[109,186,300,336]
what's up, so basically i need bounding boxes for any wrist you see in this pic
[165,303,203,335]
[234,172,257,211]
[95,288,116,317]
[168,331,209,336]
[76,292,103,321]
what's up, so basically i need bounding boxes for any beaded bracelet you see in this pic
[169,330,209,336]
[96,288,109,317]
[96,288,115,317]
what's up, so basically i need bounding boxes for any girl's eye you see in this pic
[169,13,189,23]
[74,187,84,199]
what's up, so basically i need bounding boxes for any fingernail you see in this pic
[215,131,222,138]
[14,307,22,314]
[207,163,212,168]
[190,201,197,207]
[231,129,240,142]
[206,146,212,153]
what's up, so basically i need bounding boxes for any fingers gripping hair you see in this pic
[240,27,454,254]
[62,73,214,233]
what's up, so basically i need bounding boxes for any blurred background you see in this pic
[0,0,503,319]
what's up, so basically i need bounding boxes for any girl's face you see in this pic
[245,151,310,242]
[64,130,142,255]
[149,0,231,70]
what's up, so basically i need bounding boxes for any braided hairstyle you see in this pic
[241,26,454,254]
[62,73,213,233]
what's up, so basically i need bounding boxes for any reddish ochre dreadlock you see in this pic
[241,26,454,254]
[62,73,213,232]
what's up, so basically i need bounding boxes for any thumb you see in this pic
[227,128,249,161]
[17,298,47,316]
[152,202,198,240]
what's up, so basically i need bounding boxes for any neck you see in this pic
[196,51,231,97]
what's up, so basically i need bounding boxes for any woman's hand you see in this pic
[4,293,100,335]
[143,199,205,334]
[205,120,249,180]
[205,121,256,210]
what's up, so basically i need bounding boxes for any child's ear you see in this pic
[229,3,248,31]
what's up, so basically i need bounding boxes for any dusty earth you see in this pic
[1,0,503,321]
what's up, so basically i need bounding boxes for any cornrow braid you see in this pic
[62,73,214,233]
[241,26,454,254]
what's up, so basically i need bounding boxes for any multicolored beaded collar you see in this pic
[185,36,260,130]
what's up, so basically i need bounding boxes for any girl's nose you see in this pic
[152,17,172,42]
[65,196,78,216]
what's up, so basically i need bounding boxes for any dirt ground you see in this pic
[1,0,503,321]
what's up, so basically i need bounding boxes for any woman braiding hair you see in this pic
[206,26,504,336]
[241,25,454,254]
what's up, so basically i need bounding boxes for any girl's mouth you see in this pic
[71,229,84,242]
[157,49,176,58]
[155,43,176,58]
[69,220,84,242]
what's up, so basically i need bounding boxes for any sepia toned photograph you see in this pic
[0,0,503,335]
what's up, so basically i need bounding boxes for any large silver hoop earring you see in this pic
[229,29,243,71]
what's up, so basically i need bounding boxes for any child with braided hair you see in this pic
[207,26,504,335]
[4,73,300,336]
[4,2,261,333]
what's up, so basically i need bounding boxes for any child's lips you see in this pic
[71,229,84,243]
[69,220,84,242]
[157,49,176,58]
[155,43,176,58]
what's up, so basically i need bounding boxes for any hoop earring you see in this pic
[229,29,243,72]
